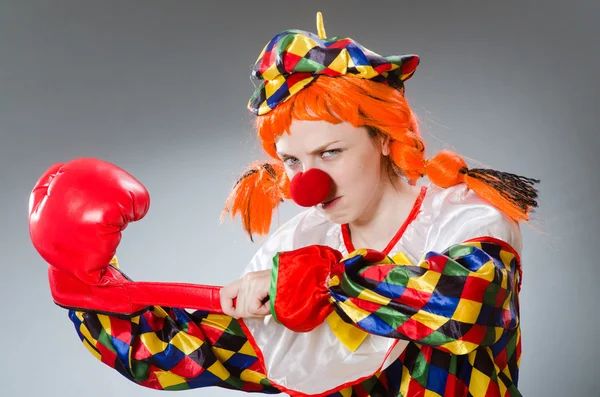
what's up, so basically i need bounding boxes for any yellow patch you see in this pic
[469,261,495,282]
[337,299,371,323]
[109,255,119,268]
[357,288,391,306]
[406,270,441,294]
[390,251,414,266]
[452,298,482,324]
[327,51,350,74]
[82,338,101,360]
[155,370,187,389]
[286,38,315,58]
[169,331,204,355]
[78,324,96,347]
[288,77,314,95]
[238,340,257,357]
[468,367,492,397]
[442,339,478,355]
[240,368,267,383]
[328,274,340,288]
[326,311,369,352]
[499,249,515,270]
[202,313,234,331]
[206,361,230,380]
[412,310,449,330]
[353,65,378,78]
[140,332,168,354]
[98,314,111,335]
[212,346,235,362]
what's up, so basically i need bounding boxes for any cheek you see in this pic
[328,152,381,192]
[325,161,354,191]
[285,168,295,182]
[284,164,302,181]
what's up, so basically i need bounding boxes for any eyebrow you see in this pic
[277,140,342,159]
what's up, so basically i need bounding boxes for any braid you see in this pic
[424,150,540,222]
[388,135,427,184]
[221,161,290,241]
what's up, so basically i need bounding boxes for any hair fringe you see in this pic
[255,76,417,161]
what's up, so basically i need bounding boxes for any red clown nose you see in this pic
[290,169,333,207]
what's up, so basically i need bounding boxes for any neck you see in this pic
[348,176,421,252]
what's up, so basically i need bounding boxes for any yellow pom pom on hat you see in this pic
[248,12,420,115]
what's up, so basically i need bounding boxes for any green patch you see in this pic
[482,326,498,346]
[226,318,245,336]
[164,382,191,391]
[270,254,281,324]
[374,305,410,329]
[419,329,454,346]
[340,273,364,298]
[442,258,472,277]
[360,375,378,392]
[225,375,245,389]
[448,244,474,259]
[411,350,430,386]
[130,359,150,382]
[483,283,501,306]
[385,267,411,286]
[295,57,326,73]
[97,329,117,354]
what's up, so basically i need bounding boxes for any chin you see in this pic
[319,210,354,225]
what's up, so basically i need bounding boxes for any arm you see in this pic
[26,160,279,393]
[269,237,521,355]
[69,305,280,393]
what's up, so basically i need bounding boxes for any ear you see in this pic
[380,135,392,156]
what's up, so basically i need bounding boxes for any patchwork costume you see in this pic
[65,183,523,396]
[29,12,536,397]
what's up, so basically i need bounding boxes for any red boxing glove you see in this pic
[29,158,223,316]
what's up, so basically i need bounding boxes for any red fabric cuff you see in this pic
[270,245,342,332]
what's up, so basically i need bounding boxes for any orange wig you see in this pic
[222,76,539,239]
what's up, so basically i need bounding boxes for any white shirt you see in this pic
[240,182,522,395]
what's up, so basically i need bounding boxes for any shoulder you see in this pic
[422,182,523,255]
[241,207,339,274]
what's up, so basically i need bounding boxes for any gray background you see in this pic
[2,1,598,395]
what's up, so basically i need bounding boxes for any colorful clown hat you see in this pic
[248,12,420,115]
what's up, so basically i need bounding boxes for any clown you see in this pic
[29,12,538,397]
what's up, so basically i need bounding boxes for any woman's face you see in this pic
[275,119,389,224]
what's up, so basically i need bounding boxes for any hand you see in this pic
[220,270,271,319]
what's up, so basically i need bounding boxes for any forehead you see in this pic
[275,120,367,153]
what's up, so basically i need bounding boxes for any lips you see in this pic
[321,196,341,209]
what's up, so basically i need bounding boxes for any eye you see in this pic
[283,157,300,167]
[321,149,341,158]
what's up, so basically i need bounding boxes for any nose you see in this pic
[290,168,333,207]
